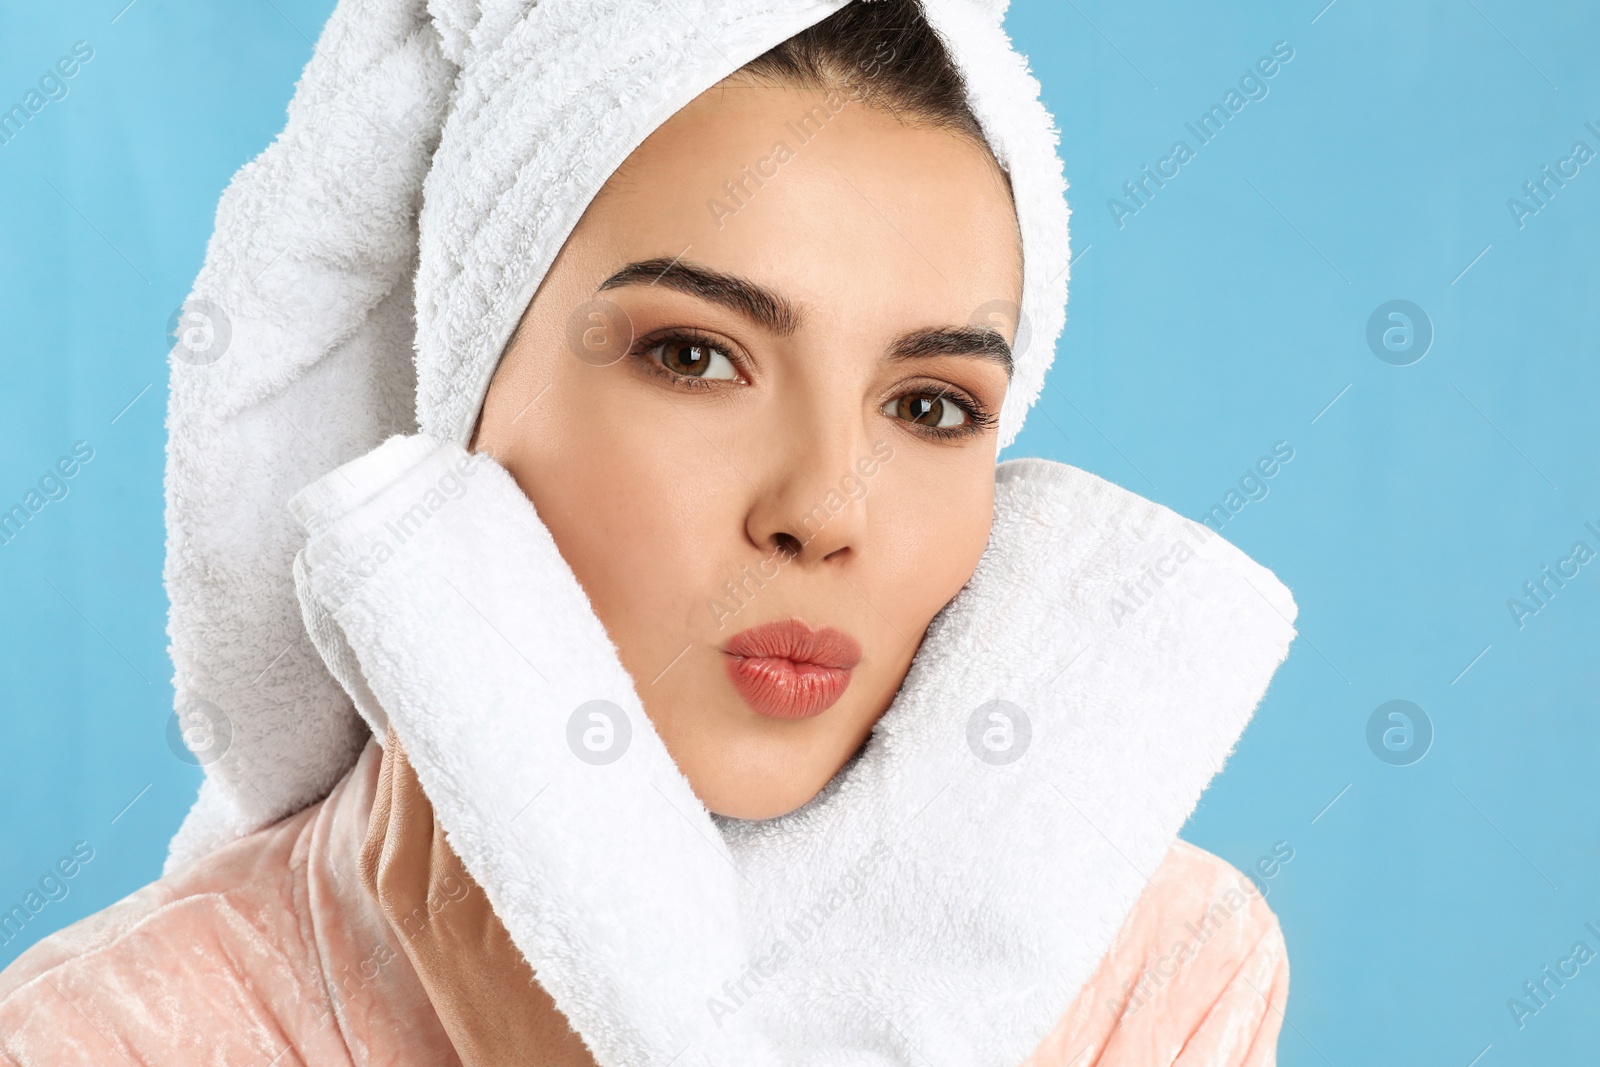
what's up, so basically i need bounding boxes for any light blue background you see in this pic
[2,1,1596,1062]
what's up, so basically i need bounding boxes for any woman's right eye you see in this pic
[882,391,969,430]
[648,338,739,380]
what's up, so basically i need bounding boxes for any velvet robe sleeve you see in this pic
[0,747,1286,1067]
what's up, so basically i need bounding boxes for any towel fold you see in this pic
[287,433,1296,1066]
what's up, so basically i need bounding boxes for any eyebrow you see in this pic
[599,258,800,336]
[597,257,1013,377]
[886,325,1013,377]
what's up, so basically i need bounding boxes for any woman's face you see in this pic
[475,76,1023,818]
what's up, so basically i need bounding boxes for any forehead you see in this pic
[570,81,1023,331]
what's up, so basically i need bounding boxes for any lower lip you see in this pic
[723,655,854,720]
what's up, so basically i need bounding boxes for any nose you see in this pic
[744,423,871,567]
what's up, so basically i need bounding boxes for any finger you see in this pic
[423,817,578,1057]
[429,810,474,918]
[358,725,399,896]
[379,732,439,939]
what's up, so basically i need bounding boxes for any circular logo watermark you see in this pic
[970,299,1032,362]
[1365,699,1433,766]
[567,699,632,765]
[565,298,634,367]
[1365,300,1432,366]
[966,699,1032,766]
[167,299,232,367]
[167,699,233,766]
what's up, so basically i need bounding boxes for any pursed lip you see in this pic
[722,617,863,720]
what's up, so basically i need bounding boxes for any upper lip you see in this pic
[724,617,863,669]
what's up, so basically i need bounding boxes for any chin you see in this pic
[653,683,872,821]
[692,762,833,821]
[703,792,814,821]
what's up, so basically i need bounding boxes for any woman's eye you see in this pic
[883,392,968,430]
[650,339,738,380]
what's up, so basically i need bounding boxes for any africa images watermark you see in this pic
[0,441,96,549]
[1366,699,1433,767]
[1105,520,1217,630]
[1108,840,1295,1023]
[1106,440,1294,629]
[0,41,95,149]
[706,439,896,631]
[704,837,892,1028]
[1505,519,1600,631]
[341,452,482,588]
[1199,440,1295,533]
[1108,41,1296,230]
[0,841,96,947]
[967,699,1033,766]
[167,697,233,767]
[706,38,897,230]
[302,860,473,1045]
[566,699,632,766]
[1505,916,1600,1031]
[1505,117,1600,231]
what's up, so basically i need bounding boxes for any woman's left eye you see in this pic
[649,339,739,380]
[882,391,968,430]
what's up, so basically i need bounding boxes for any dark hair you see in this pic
[737,0,993,157]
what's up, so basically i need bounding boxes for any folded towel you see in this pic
[163,0,1072,872]
[288,433,1296,1065]
[159,1,1299,1062]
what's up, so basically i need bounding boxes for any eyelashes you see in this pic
[627,327,997,440]
[885,381,999,439]
[632,328,745,388]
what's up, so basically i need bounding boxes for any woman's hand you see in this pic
[360,728,600,1067]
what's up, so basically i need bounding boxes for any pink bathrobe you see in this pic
[0,742,1289,1066]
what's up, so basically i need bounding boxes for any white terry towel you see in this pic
[163,0,1070,863]
[287,433,1295,1065]
[160,0,1299,1062]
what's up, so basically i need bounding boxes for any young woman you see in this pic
[0,2,1296,1064]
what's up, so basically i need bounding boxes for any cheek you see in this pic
[505,369,740,641]
[867,452,994,629]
